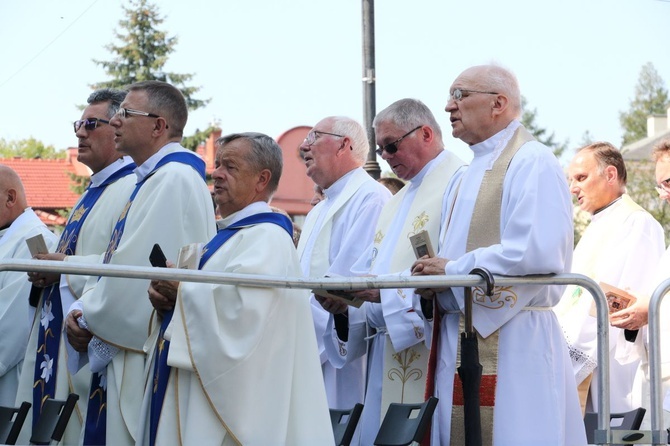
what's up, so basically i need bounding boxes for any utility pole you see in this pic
[362,0,381,179]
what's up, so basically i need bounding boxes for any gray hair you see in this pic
[577,141,627,187]
[373,98,443,142]
[475,65,522,117]
[216,132,283,195]
[330,116,369,163]
[128,81,188,138]
[87,88,127,119]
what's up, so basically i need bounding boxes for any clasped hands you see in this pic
[27,253,67,288]
[148,261,179,316]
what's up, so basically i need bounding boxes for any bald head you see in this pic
[0,165,28,228]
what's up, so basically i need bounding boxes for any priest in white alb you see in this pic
[555,142,664,416]
[18,88,136,445]
[317,99,464,446]
[297,116,391,411]
[138,132,333,446]
[0,165,58,406]
[412,64,586,445]
[63,81,216,446]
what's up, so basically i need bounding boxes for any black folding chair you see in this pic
[374,397,438,446]
[330,403,364,446]
[30,393,79,445]
[0,401,31,445]
[584,407,646,445]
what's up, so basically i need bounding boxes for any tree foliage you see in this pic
[521,96,569,159]
[626,160,670,245]
[90,0,209,112]
[0,137,64,159]
[619,62,669,146]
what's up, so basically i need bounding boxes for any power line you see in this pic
[0,0,102,90]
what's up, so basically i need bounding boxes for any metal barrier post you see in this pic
[648,278,670,445]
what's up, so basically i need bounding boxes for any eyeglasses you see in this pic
[303,130,344,147]
[449,88,499,102]
[375,126,422,157]
[656,177,670,194]
[116,107,161,119]
[73,118,110,133]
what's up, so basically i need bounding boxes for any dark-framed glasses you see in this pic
[304,130,344,147]
[656,177,670,194]
[73,118,110,133]
[376,126,422,157]
[117,107,161,119]
[450,88,498,102]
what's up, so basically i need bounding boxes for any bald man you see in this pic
[0,165,57,405]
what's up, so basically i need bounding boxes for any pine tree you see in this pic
[520,96,568,159]
[619,62,669,146]
[90,0,209,111]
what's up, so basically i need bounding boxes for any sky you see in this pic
[1,0,669,167]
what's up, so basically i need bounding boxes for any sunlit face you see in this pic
[568,151,615,214]
[299,119,344,189]
[655,154,670,204]
[444,68,496,146]
[375,121,424,180]
[211,139,264,218]
[75,102,119,173]
[109,90,156,159]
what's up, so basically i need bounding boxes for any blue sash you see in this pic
[148,212,292,446]
[84,152,205,446]
[31,163,135,429]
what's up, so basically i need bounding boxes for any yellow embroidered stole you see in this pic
[450,125,534,445]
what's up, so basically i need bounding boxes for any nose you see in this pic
[75,126,88,139]
[110,114,121,128]
[445,98,457,112]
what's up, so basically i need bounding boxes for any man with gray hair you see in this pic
[317,99,464,445]
[18,88,136,445]
[139,132,333,445]
[297,116,391,412]
[412,64,585,444]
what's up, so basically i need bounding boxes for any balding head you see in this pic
[0,165,28,228]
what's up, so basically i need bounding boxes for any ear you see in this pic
[491,94,509,117]
[337,137,352,155]
[153,117,170,136]
[256,169,272,193]
[419,125,434,144]
[604,165,618,183]
[5,188,17,208]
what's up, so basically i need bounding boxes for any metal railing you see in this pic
[647,278,670,445]
[1,260,616,444]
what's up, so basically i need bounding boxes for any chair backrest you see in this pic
[583,407,646,445]
[374,397,439,446]
[0,401,31,445]
[330,403,364,446]
[29,393,79,445]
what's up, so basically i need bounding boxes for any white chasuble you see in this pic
[297,168,391,410]
[555,194,664,413]
[152,206,333,446]
[0,209,58,406]
[434,121,586,446]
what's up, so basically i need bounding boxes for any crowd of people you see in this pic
[0,63,669,445]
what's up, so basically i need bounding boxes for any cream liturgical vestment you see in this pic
[15,157,136,446]
[138,202,334,446]
[297,168,391,410]
[0,208,57,406]
[556,194,664,414]
[71,143,216,446]
[433,121,586,446]
[323,150,464,446]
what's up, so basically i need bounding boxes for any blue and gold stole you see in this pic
[84,152,205,446]
[148,212,292,446]
[31,162,135,429]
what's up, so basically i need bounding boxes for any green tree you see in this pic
[521,96,569,159]
[619,62,669,146]
[0,137,64,159]
[90,0,209,112]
